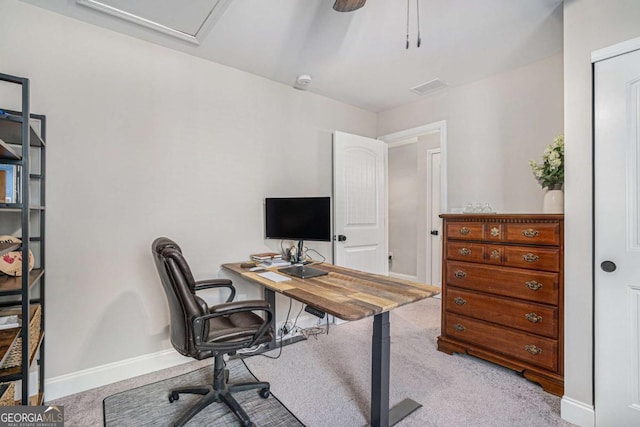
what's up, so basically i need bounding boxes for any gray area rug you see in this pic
[103,360,304,427]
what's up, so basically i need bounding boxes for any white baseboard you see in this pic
[561,396,595,427]
[45,349,192,401]
[46,316,322,401]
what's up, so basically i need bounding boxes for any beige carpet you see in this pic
[49,298,574,427]
[48,358,212,426]
[244,298,574,427]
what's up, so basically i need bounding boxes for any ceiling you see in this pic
[21,0,564,113]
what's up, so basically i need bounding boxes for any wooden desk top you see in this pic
[222,263,440,321]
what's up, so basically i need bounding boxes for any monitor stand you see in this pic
[279,265,328,279]
[282,240,329,279]
[290,239,305,264]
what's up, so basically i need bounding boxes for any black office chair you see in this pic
[152,237,274,427]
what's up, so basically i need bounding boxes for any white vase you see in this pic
[543,189,564,213]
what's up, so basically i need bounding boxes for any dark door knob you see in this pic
[430,230,439,236]
[601,261,617,273]
[336,235,347,242]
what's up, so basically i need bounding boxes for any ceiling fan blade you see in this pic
[333,0,367,12]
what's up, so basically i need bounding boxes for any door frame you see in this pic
[426,147,442,287]
[379,120,447,212]
[379,120,448,282]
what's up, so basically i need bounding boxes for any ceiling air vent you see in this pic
[410,79,448,96]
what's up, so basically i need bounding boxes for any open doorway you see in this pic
[379,121,447,289]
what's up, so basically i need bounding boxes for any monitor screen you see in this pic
[265,197,331,242]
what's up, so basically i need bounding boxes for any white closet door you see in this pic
[594,46,640,426]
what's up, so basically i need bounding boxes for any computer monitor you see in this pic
[264,197,331,242]
[265,197,331,271]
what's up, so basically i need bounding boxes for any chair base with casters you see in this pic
[169,355,270,427]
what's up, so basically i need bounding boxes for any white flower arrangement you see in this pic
[529,134,564,190]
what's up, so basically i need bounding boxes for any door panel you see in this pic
[341,245,381,273]
[333,131,387,274]
[594,47,640,425]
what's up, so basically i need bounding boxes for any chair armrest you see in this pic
[194,279,236,303]
[209,300,271,314]
[192,300,273,352]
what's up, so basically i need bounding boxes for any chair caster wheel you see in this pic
[259,388,270,399]
[168,392,179,403]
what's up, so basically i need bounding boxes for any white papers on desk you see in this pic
[260,259,291,268]
[257,271,291,283]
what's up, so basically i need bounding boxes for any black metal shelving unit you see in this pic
[0,72,46,405]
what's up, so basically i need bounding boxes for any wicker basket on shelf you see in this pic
[0,382,15,406]
[0,305,41,369]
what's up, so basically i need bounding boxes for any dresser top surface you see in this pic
[440,213,564,221]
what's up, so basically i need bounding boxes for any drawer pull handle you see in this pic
[490,249,500,260]
[522,229,540,238]
[490,227,500,237]
[524,344,542,355]
[458,248,471,256]
[453,324,466,332]
[525,281,543,291]
[454,270,467,278]
[522,253,540,263]
[453,297,467,306]
[525,313,543,323]
[459,227,471,235]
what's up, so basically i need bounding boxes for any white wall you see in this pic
[388,132,440,282]
[378,53,564,214]
[562,1,640,425]
[0,0,376,381]
[388,143,418,277]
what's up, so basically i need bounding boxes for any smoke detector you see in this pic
[294,74,312,90]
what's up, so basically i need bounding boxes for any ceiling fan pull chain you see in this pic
[416,0,421,47]
[406,0,410,49]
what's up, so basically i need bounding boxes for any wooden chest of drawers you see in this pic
[437,214,564,395]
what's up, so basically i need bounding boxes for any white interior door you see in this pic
[594,46,640,426]
[427,149,442,287]
[333,131,387,274]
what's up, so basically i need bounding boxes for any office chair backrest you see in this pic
[152,237,210,359]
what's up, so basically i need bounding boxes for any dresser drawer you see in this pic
[447,243,561,272]
[504,222,560,246]
[446,222,484,241]
[503,246,560,272]
[446,242,485,262]
[446,287,558,338]
[445,313,558,371]
[445,261,559,304]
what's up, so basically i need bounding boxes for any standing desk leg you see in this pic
[371,312,390,427]
[264,288,277,351]
[371,312,422,427]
